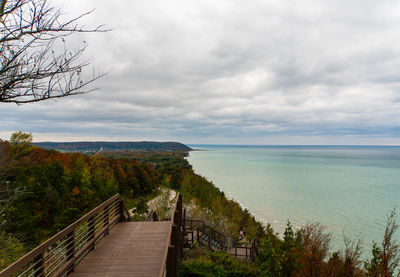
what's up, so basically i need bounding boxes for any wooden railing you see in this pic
[161,193,183,277]
[185,219,227,247]
[229,237,259,261]
[0,194,130,277]
[184,217,259,261]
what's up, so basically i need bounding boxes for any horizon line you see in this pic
[30,140,400,147]
[187,143,400,147]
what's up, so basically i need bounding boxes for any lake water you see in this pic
[186,145,400,254]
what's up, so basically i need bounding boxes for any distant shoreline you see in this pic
[188,144,400,147]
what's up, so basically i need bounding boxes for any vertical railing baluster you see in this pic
[33,253,44,277]
[173,225,178,249]
[104,205,110,235]
[88,216,95,240]
[66,231,75,273]
[167,224,178,277]
[183,208,186,232]
[166,245,176,277]
[119,200,124,222]
[88,215,95,252]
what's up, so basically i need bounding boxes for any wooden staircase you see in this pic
[183,217,259,261]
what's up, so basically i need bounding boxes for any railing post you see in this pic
[166,245,177,277]
[88,216,95,240]
[167,224,178,277]
[182,208,186,248]
[183,208,186,232]
[119,200,125,222]
[177,195,182,226]
[176,195,183,260]
[33,253,44,277]
[173,211,178,226]
[66,231,75,273]
[172,225,178,248]
[104,205,110,235]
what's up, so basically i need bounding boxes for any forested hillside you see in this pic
[33,141,192,152]
[0,134,162,269]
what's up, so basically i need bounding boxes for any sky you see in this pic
[2,0,400,145]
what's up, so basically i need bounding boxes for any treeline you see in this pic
[33,141,192,152]
[99,150,191,172]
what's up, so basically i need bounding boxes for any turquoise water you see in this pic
[186,145,400,254]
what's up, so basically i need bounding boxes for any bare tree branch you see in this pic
[381,209,400,277]
[0,0,107,104]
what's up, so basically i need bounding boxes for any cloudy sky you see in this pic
[2,0,400,144]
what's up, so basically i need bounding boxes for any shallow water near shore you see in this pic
[186,145,400,256]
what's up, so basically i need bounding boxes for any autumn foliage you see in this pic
[0,139,160,247]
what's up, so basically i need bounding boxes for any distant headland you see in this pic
[33,141,192,152]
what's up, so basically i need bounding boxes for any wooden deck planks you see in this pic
[70,221,171,277]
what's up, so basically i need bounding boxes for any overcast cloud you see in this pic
[2,0,400,144]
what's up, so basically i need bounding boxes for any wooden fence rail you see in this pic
[0,194,130,277]
[162,193,183,277]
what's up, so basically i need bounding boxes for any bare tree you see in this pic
[365,210,400,277]
[341,235,363,277]
[381,210,400,277]
[0,0,106,104]
[296,223,332,277]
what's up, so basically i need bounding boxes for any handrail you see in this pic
[159,195,178,276]
[185,219,226,241]
[120,200,131,222]
[184,218,258,261]
[0,194,127,277]
[161,193,182,277]
[185,219,226,247]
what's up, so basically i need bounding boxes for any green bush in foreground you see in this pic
[179,252,258,277]
[0,232,25,270]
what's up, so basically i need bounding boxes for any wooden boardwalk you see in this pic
[69,221,171,277]
[1,193,258,277]
[1,194,182,277]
